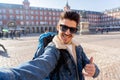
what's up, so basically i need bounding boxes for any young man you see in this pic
[0,11,99,80]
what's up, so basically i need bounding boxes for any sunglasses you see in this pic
[60,24,78,34]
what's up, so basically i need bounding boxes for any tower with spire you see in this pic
[23,0,30,9]
[64,0,71,11]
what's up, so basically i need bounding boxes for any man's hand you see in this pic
[83,57,96,77]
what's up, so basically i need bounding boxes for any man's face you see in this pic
[57,19,77,44]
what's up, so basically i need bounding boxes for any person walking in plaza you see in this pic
[10,30,14,39]
[0,11,100,80]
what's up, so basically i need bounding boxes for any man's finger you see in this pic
[83,72,92,77]
[90,57,93,64]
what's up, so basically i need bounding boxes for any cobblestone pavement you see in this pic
[0,32,120,80]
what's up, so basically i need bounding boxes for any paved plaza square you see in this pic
[0,32,120,80]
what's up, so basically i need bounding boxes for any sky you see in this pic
[0,0,120,12]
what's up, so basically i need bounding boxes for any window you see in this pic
[53,21,56,25]
[36,16,38,20]
[45,16,47,20]
[32,21,34,25]
[3,15,7,19]
[0,21,3,25]
[2,9,6,14]
[26,16,29,20]
[49,17,51,20]
[16,15,20,20]
[26,21,29,25]
[0,9,2,13]
[49,22,51,25]
[9,9,13,14]
[16,10,19,14]
[49,12,52,15]
[0,15,2,19]
[40,11,43,15]
[53,17,55,20]
[20,21,24,25]
[36,21,39,25]
[10,15,14,19]
[31,16,34,20]
[31,11,34,14]
[53,12,55,16]
[40,17,43,20]
[25,11,29,14]
[44,12,47,15]
[35,11,38,15]
[20,10,23,14]
[20,16,23,20]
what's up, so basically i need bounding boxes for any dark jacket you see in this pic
[0,36,99,80]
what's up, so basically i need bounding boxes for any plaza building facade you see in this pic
[0,0,120,34]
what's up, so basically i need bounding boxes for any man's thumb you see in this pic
[90,57,94,64]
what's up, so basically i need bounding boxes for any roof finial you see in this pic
[64,0,70,11]
[66,0,69,8]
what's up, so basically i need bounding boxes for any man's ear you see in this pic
[56,25,59,31]
[56,21,60,31]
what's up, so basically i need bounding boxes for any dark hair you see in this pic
[60,11,80,26]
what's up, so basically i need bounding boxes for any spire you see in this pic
[23,0,30,3]
[66,0,70,8]
[24,0,28,2]
[64,0,70,11]
[23,0,30,9]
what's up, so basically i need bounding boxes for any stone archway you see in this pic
[7,21,17,30]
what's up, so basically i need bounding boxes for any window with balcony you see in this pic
[40,11,43,15]
[36,16,38,20]
[0,21,3,25]
[16,10,19,14]
[0,15,2,20]
[20,21,24,25]
[31,16,34,20]
[3,15,7,20]
[26,16,29,20]
[26,21,29,25]
[20,10,23,14]
[0,9,2,13]
[9,9,13,14]
[32,21,34,25]
[2,9,6,14]
[45,16,47,20]
[36,21,39,25]
[31,11,34,14]
[40,17,43,20]
[16,16,20,20]
[20,16,23,20]
[49,17,51,20]
[35,11,38,15]
[10,15,14,19]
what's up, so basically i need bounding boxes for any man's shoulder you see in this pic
[46,42,56,48]
[39,32,56,39]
